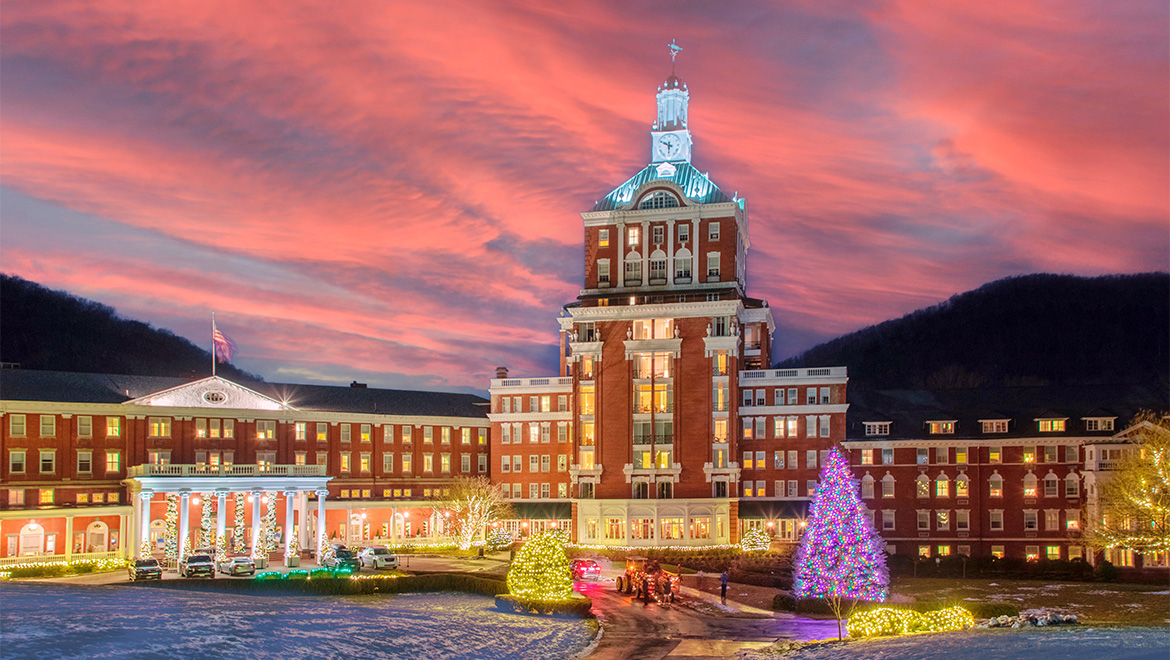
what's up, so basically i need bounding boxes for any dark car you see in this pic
[179,554,215,578]
[323,547,361,572]
[217,555,256,576]
[128,558,163,581]
[571,558,602,582]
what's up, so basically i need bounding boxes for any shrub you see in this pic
[1094,560,1119,582]
[286,570,309,580]
[309,568,335,579]
[255,571,283,580]
[772,593,796,611]
[847,605,974,638]
[911,600,1018,619]
[494,594,593,617]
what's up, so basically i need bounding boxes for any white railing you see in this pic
[0,551,120,567]
[739,366,847,381]
[1095,461,1119,471]
[490,376,573,389]
[128,464,327,478]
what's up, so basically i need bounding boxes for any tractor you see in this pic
[614,556,678,603]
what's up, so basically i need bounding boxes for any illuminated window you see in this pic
[441,427,451,444]
[1038,419,1066,432]
[935,476,949,497]
[1066,509,1080,530]
[982,420,1008,433]
[423,454,434,472]
[989,446,1002,463]
[196,418,207,438]
[295,452,307,466]
[1025,545,1039,562]
[989,474,1004,498]
[991,545,1005,558]
[628,227,640,246]
[105,451,120,473]
[881,474,895,498]
[106,417,120,437]
[927,421,955,434]
[317,423,328,441]
[295,422,306,441]
[402,454,412,473]
[209,419,220,437]
[1024,473,1037,497]
[40,489,54,504]
[955,477,969,498]
[599,229,609,247]
[257,420,276,440]
[860,449,874,465]
[360,453,371,473]
[148,417,171,438]
[361,424,372,443]
[916,476,930,498]
[1023,447,1036,463]
[955,447,968,464]
[424,427,433,443]
[340,453,351,472]
[401,426,412,443]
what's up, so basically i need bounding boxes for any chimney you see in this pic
[350,381,367,389]
[495,366,509,379]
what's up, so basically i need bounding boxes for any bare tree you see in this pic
[431,477,515,551]
[1088,411,1170,554]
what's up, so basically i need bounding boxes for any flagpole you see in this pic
[211,312,217,377]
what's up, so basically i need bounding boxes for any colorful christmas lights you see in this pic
[794,447,889,638]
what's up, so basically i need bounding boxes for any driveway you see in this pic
[577,579,839,660]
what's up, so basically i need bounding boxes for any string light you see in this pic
[739,528,770,552]
[506,529,572,602]
[847,606,974,638]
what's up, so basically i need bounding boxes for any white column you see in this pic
[118,512,128,558]
[250,490,263,556]
[315,489,328,559]
[283,491,296,557]
[298,492,310,549]
[138,491,153,557]
[641,220,650,283]
[65,516,74,560]
[216,491,227,545]
[178,491,191,563]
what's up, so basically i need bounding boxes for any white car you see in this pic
[359,547,400,569]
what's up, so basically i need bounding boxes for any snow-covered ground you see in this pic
[0,582,595,659]
[743,627,1170,660]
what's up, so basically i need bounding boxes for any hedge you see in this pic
[129,573,506,597]
[4,559,127,580]
[888,555,1096,581]
[771,593,1019,619]
[494,594,593,617]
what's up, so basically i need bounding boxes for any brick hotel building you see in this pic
[0,69,1164,568]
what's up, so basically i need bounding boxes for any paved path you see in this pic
[577,577,839,660]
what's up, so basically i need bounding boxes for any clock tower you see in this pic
[650,47,692,163]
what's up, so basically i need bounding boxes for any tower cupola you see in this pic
[650,40,693,164]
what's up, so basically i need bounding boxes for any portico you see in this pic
[125,463,330,565]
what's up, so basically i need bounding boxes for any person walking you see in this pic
[720,569,729,604]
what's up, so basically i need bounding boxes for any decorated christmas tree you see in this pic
[506,529,572,601]
[794,447,889,639]
[232,492,247,553]
[163,494,179,563]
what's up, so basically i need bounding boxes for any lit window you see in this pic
[295,422,307,441]
[106,417,121,437]
[1023,447,1036,463]
[935,477,949,497]
[1038,419,1066,432]
[989,475,1003,498]
[361,424,371,442]
[599,229,609,247]
[927,421,955,434]
[40,489,54,504]
[916,477,930,498]
[148,417,171,437]
[989,446,1002,463]
[105,451,120,473]
[628,227,639,246]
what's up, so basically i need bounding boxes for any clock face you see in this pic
[657,133,682,159]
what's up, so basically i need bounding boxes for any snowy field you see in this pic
[744,627,1170,660]
[0,582,595,660]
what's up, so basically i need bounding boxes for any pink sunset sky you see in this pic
[1,1,1167,394]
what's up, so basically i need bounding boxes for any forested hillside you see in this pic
[1,274,260,381]
[777,273,1169,391]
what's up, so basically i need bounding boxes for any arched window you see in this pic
[86,521,109,553]
[916,473,931,498]
[861,473,875,499]
[624,251,642,285]
[989,473,1004,498]
[1065,472,1080,497]
[638,191,680,209]
[674,248,692,282]
[1023,473,1038,498]
[935,474,950,498]
[1043,472,1059,497]
[955,474,970,498]
[649,249,668,284]
[881,473,895,498]
[19,523,44,556]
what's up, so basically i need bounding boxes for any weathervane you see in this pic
[668,39,683,74]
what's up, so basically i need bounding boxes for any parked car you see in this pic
[358,546,400,569]
[179,554,215,578]
[614,557,677,602]
[192,547,215,557]
[323,546,361,572]
[217,555,257,576]
[128,558,163,581]
[570,558,601,582]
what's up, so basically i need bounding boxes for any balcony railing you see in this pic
[635,403,674,414]
[492,376,574,388]
[633,435,652,445]
[739,366,847,380]
[128,464,327,478]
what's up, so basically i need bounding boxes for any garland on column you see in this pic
[200,493,216,548]
[262,492,279,554]
[216,533,228,564]
[233,492,246,553]
[163,494,179,562]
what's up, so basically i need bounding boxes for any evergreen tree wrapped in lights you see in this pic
[216,533,229,564]
[506,529,572,601]
[200,493,216,548]
[794,447,889,639]
[163,494,179,562]
[232,492,247,552]
[739,528,771,552]
[139,538,153,560]
[262,492,279,554]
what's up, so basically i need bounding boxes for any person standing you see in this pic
[642,575,650,606]
[720,569,729,604]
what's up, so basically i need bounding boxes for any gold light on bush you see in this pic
[847,605,974,638]
[739,528,771,552]
[506,529,572,601]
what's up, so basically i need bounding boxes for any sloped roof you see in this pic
[845,383,1166,441]
[0,369,488,419]
[592,162,730,211]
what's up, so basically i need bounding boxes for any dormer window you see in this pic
[1038,419,1067,432]
[1084,418,1115,432]
[864,422,891,437]
[981,420,1009,433]
[639,191,679,209]
[927,421,956,434]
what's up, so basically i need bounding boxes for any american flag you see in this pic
[212,320,237,363]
